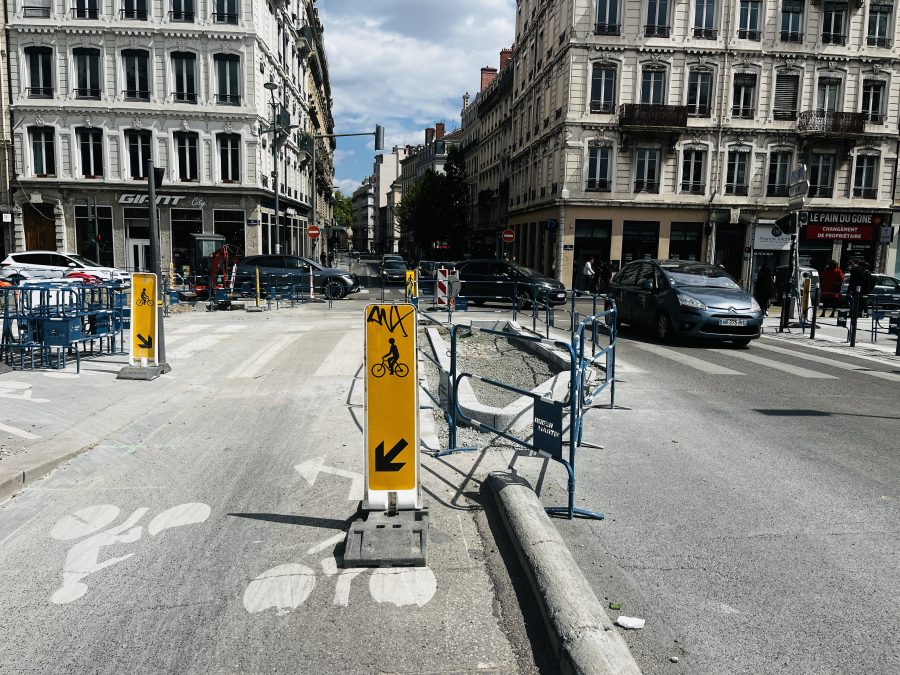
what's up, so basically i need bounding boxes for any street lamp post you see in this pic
[264,81,281,254]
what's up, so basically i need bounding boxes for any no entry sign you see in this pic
[307,225,320,239]
[502,228,515,243]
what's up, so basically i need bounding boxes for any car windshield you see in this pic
[66,254,102,267]
[508,264,544,279]
[384,261,406,269]
[659,262,740,289]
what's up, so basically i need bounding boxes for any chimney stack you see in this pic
[435,122,445,139]
[425,127,435,145]
[480,67,498,92]
[462,91,470,109]
[500,48,513,71]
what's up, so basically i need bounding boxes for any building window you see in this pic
[215,55,241,105]
[738,0,761,39]
[214,210,245,252]
[172,52,197,103]
[170,0,194,22]
[861,80,885,124]
[75,205,114,267]
[809,152,834,197]
[681,148,706,194]
[23,0,51,17]
[73,0,100,19]
[122,49,150,101]
[645,0,670,37]
[767,150,792,196]
[693,0,717,38]
[867,3,893,46]
[76,128,103,178]
[587,145,612,191]
[725,148,749,195]
[73,48,101,99]
[780,0,804,41]
[122,0,148,20]
[590,64,616,113]
[174,131,199,181]
[773,73,799,120]
[213,0,238,24]
[217,133,241,182]
[29,127,56,176]
[125,129,152,179]
[687,70,712,116]
[822,2,846,44]
[635,148,660,193]
[171,209,203,271]
[25,46,53,98]
[641,69,666,105]
[853,155,878,198]
[595,0,620,34]
[816,77,841,113]
[731,74,756,118]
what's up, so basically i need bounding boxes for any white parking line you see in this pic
[631,343,744,375]
[168,335,227,360]
[755,343,900,382]
[228,334,302,379]
[0,421,40,439]
[714,349,837,379]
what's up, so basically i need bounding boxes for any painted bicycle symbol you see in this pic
[135,288,153,306]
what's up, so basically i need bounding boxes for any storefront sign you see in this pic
[754,224,792,251]
[803,210,891,227]
[118,194,207,207]
[807,225,873,241]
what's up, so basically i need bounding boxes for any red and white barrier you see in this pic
[436,267,448,306]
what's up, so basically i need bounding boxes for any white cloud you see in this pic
[334,177,363,195]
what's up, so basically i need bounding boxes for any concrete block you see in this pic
[343,506,429,567]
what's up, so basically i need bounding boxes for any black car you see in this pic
[235,255,360,299]
[839,273,900,309]
[455,259,568,306]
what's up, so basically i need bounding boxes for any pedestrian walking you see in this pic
[754,266,775,317]
[320,251,327,266]
[598,262,612,294]
[581,256,596,292]
[819,260,844,317]
[327,252,334,267]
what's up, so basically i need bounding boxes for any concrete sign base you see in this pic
[343,504,429,567]
[117,363,172,381]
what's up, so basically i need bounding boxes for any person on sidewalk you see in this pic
[819,260,844,318]
[754,266,775,317]
[581,256,596,292]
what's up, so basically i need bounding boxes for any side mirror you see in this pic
[639,279,654,291]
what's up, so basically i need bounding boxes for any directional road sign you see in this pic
[364,303,419,509]
[130,273,158,366]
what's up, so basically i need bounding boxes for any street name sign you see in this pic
[533,398,564,460]
[130,273,158,366]
[364,303,419,510]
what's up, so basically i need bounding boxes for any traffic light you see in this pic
[374,124,384,151]
[153,168,165,190]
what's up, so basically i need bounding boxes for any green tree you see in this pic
[333,190,352,227]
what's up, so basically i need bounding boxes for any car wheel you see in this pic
[732,338,752,347]
[324,281,346,300]
[654,311,673,341]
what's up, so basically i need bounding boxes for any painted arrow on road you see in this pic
[375,439,407,472]
[294,456,364,501]
[137,334,153,350]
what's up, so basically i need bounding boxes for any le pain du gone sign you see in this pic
[803,210,892,241]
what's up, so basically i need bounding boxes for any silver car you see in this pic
[608,259,763,345]
[0,251,129,284]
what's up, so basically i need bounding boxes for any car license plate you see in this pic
[719,318,748,327]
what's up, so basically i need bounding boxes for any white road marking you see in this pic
[242,564,316,615]
[716,349,837,379]
[755,342,900,382]
[168,335,226,359]
[169,324,211,335]
[41,372,79,379]
[333,569,366,607]
[631,343,744,375]
[228,334,301,378]
[0,421,40,439]
[0,381,49,403]
[215,324,248,333]
[148,503,211,536]
[368,567,437,607]
[50,505,121,541]
[313,331,363,377]
[608,358,648,374]
[306,532,345,556]
[295,457,365,502]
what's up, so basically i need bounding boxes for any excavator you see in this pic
[184,234,242,307]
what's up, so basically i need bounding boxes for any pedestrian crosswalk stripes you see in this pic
[167,335,227,360]
[630,342,744,375]
[313,332,363,377]
[227,334,303,379]
[709,349,837,379]
[755,342,900,382]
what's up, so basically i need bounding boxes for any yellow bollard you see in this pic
[255,268,261,308]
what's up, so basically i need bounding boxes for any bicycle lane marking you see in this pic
[227,333,302,379]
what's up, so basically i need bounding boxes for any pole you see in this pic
[311,135,316,259]
[272,100,280,255]
[146,159,167,367]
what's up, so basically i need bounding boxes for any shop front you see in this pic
[799,209,892,271]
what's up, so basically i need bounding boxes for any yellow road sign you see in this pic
[130,273,158,366]
[405,270,417,298]
[364,303,418,494]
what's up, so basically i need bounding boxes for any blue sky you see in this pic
[318,0,516,196]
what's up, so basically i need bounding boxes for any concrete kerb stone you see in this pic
[487,472,641,675]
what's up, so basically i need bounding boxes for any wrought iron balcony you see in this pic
[798,111,867,134]
[120,7,148,20]
[821,32,846,45]
[644,25,670,37]
[688,104,711,117]
[725,184,749,196]
[71,7,99,18]
[586,178,611,192]
[618,103,688,128]
[594,22,621,36]
[681,182,706,195]
[808,185,833,198]
[780,30,803,42]
[212,12,238,24]
[867,36,891,48]
[853,186,877,199]
[773,109,798,121]
[767,184,789,197]
[693,27,717,39]
[633,180,660,193]
[74,87,101,99]
[737,29,760,40]
[590,101,615,114]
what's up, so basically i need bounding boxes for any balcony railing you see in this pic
[867,36,891,48]
[618,103,688,127]
[123,89,150,101]
[737,28,760,40]
[681,182,706,194]
[865,112,885,124]
[687,104,711,117]
[594,22,621,35]
[174,91,197,103]
[693,27,717,39]
[590,101,615,114]
[809,185,833,198]
[634,181,660,193]
[22,6,51,17]
[780,30,803,42]
[216,93,241,105]
[212,12,238,24]
[644,25,671,37]
[725,184,749,196]
[773,109,798,121]
[821,32,846,45]
[853,186,877,199]
[168,10,194,21]
[74,87,101,99]
[120,7,148,20]
[71,7,99,18]
[586,178,611,192]
[26,87,53,98]
[767,184,789,197]
[732,106,755,119]
[798,111,867,134]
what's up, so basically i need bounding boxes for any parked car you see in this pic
[381,254,405,266]
[839,273,900,309]
[454,259,568,306]
[0,251,129,284]
[381,260,408,284]
[607,259,763,345]
[235,255,360,299]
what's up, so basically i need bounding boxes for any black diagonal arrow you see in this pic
[375,438,407,472]
[137,333,153,350]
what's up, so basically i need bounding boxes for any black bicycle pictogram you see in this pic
[371,338,408,377]
[135,288,154,307]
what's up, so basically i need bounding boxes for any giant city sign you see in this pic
[118,194,207,207]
